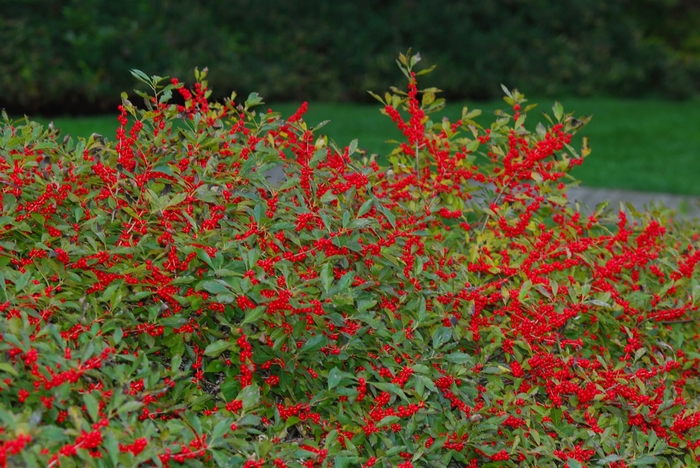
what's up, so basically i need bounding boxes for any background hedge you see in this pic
[2,0,700,115]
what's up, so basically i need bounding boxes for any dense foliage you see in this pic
[2,53,700,467]
[3,0,700,114]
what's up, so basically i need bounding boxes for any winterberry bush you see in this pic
[1,52,700,467]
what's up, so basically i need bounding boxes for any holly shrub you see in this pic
[1,52,700,468]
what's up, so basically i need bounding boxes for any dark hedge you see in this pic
[2,0,699,115]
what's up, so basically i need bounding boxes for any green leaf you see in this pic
[598,455,625,464]
[321,263,333,294]
[432,327,452,350]
[117,401,143,415]
[83,392,99,422]
[183,411,203,437]
[205,360,225,373]
[328,367,342,390]
[335,271,355,293]
[344,138,358,158]
[553,101,563,122]
[0,363,18,377]
[130,69,151,85]
[237,385,260,410]
[371,382,409,402]
[198,280,230,294]
[221,379,238,400]
[500,84,512,97]
[367,91,385,104]
[518,280,532,303]
[241,305,265,325]
[443,352,472,364]
[0,271,7,301]
[211,450,236,466]
[301,335,327,354]
[245,92,264,110]
[357,199,374,217]
[113,327,123,345]
[376,203,395,228]
[335,455,353,468]
[551,407,562,427]
[104,433,119,466]
[204,340,231,357]
[210,418,233,444]
[630,455,659,466]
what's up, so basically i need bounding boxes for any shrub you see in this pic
[1,52,700,467]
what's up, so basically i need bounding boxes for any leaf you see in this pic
[212,450,237,466]
[335,271,355,293]
[198,280,230,294]
[348,139,358,156]
[432,327,452,349]
[377,204,396,228]
[581,135,591,157]
[183,411,203,437]
[241,306,264,325]
[335,456,354,468]
[415,64,437,76]
[203,340,231,357]
[630,455,659,466]
[210,418,233,444]
[367,91,385,105]
[221,380,238,400]
[205,360,225,373]
[130,69,151,85]
[0,271,7,301]
[588,299,611,309]
[237,385,260,410]
[518,280,532,303]
[320,263,333,294]
[117,401,143,415]
[371,382,409,401]
[0,363,18,377]
[443,352,472,364]
[357,199,374,217]
[553,101,563,122]
[245,92,263,110]
[500,84,512,97]
[598,455,625,464]
[551,407,562,427]
[301,334,327,354]
[79,393,98,426]
[328,367,342,390]
[112,327,123,345]
[104,433,119,466]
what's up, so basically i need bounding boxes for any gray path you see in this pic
[264,165,700,220]
[567,186,700,220]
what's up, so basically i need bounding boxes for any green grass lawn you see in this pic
[26,96,700,195]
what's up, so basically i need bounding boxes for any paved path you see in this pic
[567,186,700,220]
[264,165,700,220]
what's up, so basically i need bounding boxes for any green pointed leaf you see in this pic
[321,263,333,294]
[204,340,231,357]
[301,334,327,354]
[443,352,472,364]
[553,101,563,122]
[83,392,99,422]
[328,367,342,390]
[198,280,230,294]
[0,363,18,376]
[432,327,452,350]
[237,385,260,410]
